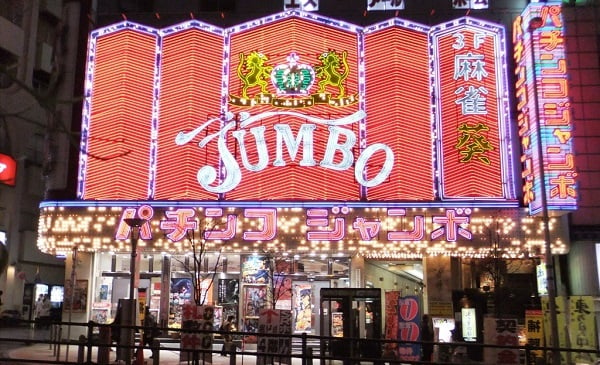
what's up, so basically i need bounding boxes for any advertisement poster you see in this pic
[218,279,239,304]
[274,275,292,310]
[64,279,88,312]
[170,278,193,327]
[384,291,401,357]
[397,295,421,361]
[569,296,597,364]
[244,285,267,318]
[483,317,519,365]
[542,296,568,364]
[180,304,214,362]
[257,309,292,365]
[242,256,270,284]
[525,309,544,365]
[293,284,312,332]
[331,312,344,337]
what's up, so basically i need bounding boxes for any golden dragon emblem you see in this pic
[315,50,350,97]
[237,51,273,98]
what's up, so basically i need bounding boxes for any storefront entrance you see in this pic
[320,288,382,363]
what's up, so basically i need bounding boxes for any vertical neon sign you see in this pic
[514,3,577,215]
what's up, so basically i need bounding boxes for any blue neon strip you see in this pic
[40,200,519,209]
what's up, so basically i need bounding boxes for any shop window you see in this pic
[0,0,24,26]
[199,0,235,12]
[0,48,17,89]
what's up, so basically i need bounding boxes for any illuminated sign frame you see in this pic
[37,201,568,258]
[78,11,517,206]
[514,3,577,215]
[0,153,17,187]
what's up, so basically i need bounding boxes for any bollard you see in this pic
[55,326,62,362]
[229,347,236,365]
[306,347,313,364]
[77,335,86,363]
[49,324,54,350]
[152,338,160,365]
[98,325,111,365]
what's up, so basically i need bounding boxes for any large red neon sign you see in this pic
[79,12,516,205]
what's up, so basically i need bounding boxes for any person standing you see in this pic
[220,315,236,356]
[421,314,434,362]
[142,306,158,348]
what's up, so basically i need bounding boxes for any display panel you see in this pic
[81,26,158,199]
[514,3,577,215]
[431,18,513,199]
[38,203,568,258]
[363,24,434,200]
[155,25,225,200]
[78,12,518,204]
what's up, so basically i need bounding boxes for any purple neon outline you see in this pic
[430,17,515,201]
[77,12,520,206]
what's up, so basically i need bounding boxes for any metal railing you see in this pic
[0,319,599,364]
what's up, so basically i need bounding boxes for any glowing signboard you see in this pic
[514,3,577,215]
[0,154,16,186]
[37,203,568,258]
[79,11,517,206]
[431,18,514,200]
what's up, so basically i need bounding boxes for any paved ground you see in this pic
[0,325,331,364]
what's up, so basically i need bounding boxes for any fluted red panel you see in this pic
[227,17,361,200]
[84,30,156,199]
[155,29,224,200]
[435,29,503,198]
[363,27,434,201]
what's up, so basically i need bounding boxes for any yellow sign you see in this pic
[428,301,453,317]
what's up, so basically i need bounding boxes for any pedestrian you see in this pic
[421,314,434,362]
[34,294,44,327]
[40,294,51,329]
[142,306,159,349]
[220,315,236,356]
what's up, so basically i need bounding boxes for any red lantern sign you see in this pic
[0,154,17,186]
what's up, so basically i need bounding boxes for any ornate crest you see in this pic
[230,50,357,108]
[270,53,315,96]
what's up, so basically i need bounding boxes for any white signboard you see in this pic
[461,307,477,341]
[257,309,292,365]
[367,0,405,11]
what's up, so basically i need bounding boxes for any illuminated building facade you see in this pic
[33,0,600,350]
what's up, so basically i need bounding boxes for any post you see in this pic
[528,17,561,365]
[65,247,77,362]
[98,325,111,364]
[124,217,147,365]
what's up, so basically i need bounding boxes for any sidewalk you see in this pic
[8,343,260,364]
[7,342,328,364]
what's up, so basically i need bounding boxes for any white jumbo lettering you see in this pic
[175,110,394,193]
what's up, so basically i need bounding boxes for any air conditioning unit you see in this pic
[40,0,63,19]
[35,42,53,73]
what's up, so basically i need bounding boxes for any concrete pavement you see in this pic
[0,326,325,364]
[7,343,261,364]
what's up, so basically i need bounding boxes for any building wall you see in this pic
[0,0,87,310]
[565,4,600,228]
[564,4,600,297]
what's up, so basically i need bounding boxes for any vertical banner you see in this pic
[180,304,214,363]
[384,291,401,357]
[541,296,567,364]
[138,288,147,322]
[569,296,597,364]
[525,309,544,365]
[397,295,421,361]
[514,3,577,215]
[483,317,519,365]
[257,309,292,365]
[431,17,513,200]
[293,284,313,332]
